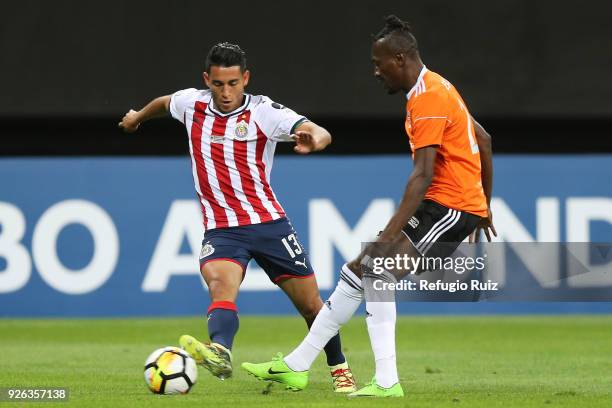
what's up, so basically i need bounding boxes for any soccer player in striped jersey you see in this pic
[242,16,496,397]
[118,43,356,392]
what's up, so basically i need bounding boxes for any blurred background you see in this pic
[1,0,611,316]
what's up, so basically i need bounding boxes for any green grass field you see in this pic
[1,316,611,407]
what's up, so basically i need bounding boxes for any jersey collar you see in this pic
[207,94,251,118]
[406,65,428,102]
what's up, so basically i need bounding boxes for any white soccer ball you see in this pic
[144,346,197,394]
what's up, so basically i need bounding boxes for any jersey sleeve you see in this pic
[169,88,198,124]
[409,91,449,150]
[255,97,308,142]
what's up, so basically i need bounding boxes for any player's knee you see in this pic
[206,277,225,295]
[204,272,239,301]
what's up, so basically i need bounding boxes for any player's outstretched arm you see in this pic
[379,146,437,241]
[470,119,497,242]
[291,121,332,154]
[118,95,171,133]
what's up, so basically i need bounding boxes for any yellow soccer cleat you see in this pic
[179,334,233,380]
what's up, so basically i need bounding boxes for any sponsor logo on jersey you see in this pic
[234,120,249,140]
[271,102,284,110]
[200,243,215,259]
[408,216,419,228]
[211,135,224,144]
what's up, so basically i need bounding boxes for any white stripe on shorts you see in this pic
[415,208,454,253]
[421,210,461,255]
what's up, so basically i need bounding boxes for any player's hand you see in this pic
[470,207,497,243]
[291,131,317,154]
[118,109,141,133]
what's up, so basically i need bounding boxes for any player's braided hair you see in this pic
[374,15,419,57]
[205,42,247,73]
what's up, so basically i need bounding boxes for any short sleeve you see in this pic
[255,97,308,142]
[409,91,449,150]
[169,88,198,124]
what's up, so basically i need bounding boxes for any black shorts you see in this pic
[402,199,482,258]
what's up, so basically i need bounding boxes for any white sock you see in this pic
[365,301,398,388]
[284,264,363,371]
[363,271,399,388]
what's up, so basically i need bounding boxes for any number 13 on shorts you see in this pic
[281,234,303,258]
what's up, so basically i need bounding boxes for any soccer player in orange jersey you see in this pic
[242,15,496,397]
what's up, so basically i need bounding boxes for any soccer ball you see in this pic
[144,346,197,394]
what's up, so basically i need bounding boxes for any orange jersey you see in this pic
[405,67,487,217]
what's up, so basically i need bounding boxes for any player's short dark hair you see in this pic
[205,42,247,73]
[373,15,419,58]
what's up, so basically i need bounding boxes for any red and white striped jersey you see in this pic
[169,88,307,231]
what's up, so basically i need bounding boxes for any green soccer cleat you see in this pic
[241,353,309,391]
[348,377,405,398]
[179,334,233,380]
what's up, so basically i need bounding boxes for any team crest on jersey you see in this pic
[234,120,249,140]
[200,243,215,259]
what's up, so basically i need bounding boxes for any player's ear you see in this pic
[395,53,406,67]
[242,70,250,87]
[203,71,210,87]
